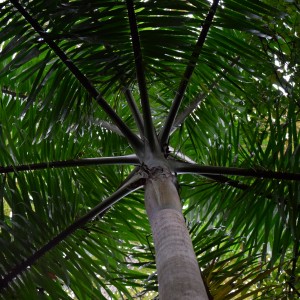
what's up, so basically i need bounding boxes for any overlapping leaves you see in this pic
[0,0,299,298]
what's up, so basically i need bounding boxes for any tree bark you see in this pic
[145,168,209,300]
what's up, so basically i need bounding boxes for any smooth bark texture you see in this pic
[145,168,208,299]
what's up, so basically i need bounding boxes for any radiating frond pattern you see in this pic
[0,0,299,298]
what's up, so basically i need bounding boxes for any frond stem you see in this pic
[0,155,139,174]
[169,148,248,190]
[159,0,220,146]
[1,87,27,99]
[171,57,239,134]
[95,120,123,135]
[126,0,157,151]
[123,88,144,135]
[0,175,144,290]
[204,174,249,190]
[104,44,144,136]
[173,161,300,181]
[9,0,143,153]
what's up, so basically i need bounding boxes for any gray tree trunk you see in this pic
[145,167,209,300]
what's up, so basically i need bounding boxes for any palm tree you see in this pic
[0,0,299,298]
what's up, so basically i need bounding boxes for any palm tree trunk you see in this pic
[145,168,209,299]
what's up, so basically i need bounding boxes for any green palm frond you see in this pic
[0,0,299,298]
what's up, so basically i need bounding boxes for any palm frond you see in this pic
[0,0,299,298]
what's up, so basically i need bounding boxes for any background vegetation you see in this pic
[0,0,299,298]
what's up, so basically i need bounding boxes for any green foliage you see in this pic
[0,0,299,298]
